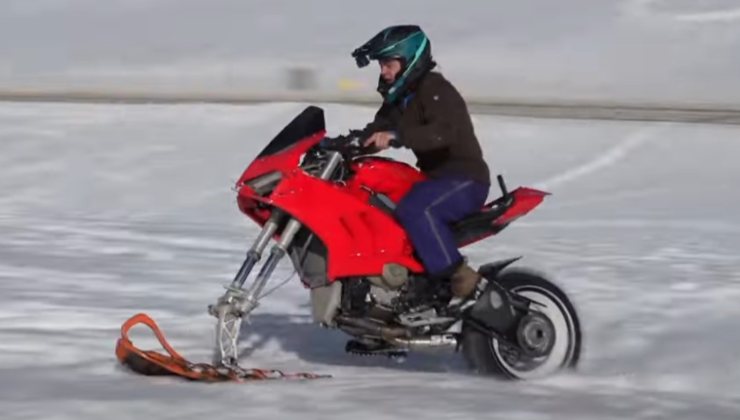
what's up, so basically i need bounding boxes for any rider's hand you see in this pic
[363,131,396,150]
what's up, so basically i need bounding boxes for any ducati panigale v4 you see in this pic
[209,106,581,379]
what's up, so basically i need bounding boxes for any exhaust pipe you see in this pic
[335,317,459,351]
[388,335,458,351]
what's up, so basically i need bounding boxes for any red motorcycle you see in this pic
[209,106,581,379]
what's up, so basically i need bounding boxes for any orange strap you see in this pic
[115,313,328,382]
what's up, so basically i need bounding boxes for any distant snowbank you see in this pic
[1,1,739,106]
[2,88,740,125]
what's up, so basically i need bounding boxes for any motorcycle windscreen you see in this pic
[256,106,326,158]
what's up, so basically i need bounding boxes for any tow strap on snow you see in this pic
[115,313,329,382]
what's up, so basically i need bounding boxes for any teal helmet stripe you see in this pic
[386,36,429,102]
[377,31,425,57]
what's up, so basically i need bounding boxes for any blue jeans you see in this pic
[394,177,489,277]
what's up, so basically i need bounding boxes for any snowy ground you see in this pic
[0,102,739,419]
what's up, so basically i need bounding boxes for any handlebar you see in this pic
[318,131,401,157]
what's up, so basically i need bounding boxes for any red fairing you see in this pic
[346,157,427,202]
[493,187,550,225]
[239,168,424,279]
[238,131,325,185]
[236,132,325,227]
[235,137,427,279]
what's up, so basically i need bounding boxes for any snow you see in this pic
[2,1,740,105]
[0,101,739,419]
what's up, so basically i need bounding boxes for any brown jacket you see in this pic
[363,71,490,185]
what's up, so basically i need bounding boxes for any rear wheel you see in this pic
[462,269,581,379]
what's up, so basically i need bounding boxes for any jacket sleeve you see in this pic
[341,104,395,155]
[359,103,395,137]
[397,81,467,152]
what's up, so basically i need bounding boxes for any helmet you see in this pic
[352,25,436,104]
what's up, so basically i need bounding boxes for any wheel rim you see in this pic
[491,285,577,379]
[517,312,556,357]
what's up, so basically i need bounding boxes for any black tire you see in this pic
[462,268,582,379]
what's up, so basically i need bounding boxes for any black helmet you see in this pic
[352,25,436,104]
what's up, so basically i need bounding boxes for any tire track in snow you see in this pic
[674,8,740,23]
[626,0,740,23]
[533,124,671,191]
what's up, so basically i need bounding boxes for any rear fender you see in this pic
[466,257,524,337]
[478,257,522,280]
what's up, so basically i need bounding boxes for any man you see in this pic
[351,25,491,301]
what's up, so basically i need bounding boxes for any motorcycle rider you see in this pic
[350,25,491,301]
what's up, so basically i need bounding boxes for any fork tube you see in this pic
[243,151,343,300]
[231,211,283,288]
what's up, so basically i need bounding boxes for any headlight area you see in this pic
[243,171,283,196]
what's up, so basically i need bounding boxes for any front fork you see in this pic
[209,151,342,364]
[207,211,288,319]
